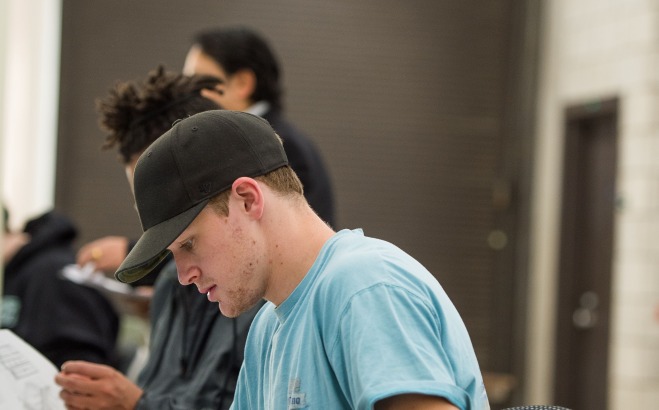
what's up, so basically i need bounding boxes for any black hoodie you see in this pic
[2,211,119,368]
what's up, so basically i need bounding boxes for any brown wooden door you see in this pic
[554,99,618,410]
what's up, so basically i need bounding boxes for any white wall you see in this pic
[529,0,659,407]
[0,0,62,230]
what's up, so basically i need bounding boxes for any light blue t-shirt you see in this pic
[231,229,489,410]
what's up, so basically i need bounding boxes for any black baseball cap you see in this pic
[115,110,288,283]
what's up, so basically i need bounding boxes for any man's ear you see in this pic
[232,177,264,219]
[232,69,257,101]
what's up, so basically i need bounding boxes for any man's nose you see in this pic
[176,261,199,286]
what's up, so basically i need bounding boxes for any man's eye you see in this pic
[180,240,193,251]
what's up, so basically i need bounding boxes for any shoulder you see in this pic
[321,230,433,289]
[262,111,320,157]
[6,245,74,294]
[306,232,430,314]
[262,111,301,138]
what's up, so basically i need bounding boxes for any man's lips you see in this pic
[199,285,217,301]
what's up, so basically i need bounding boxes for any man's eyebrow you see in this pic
[167,233,188,249]
[178,236,195,249]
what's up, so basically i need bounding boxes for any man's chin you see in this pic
[218,303,241,318]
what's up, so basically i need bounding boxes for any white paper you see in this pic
[60,263,152,318]
[60,263,136,295]
[0,329,65,410]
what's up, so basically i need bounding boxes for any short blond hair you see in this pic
[208,165,303,216]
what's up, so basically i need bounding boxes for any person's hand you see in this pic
[55,361,143,410]
[77,236,129,274]
[200,85,225,108]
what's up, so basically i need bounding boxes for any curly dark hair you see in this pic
[97,65,222,163]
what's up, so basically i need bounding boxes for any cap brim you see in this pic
[115,199,209,283]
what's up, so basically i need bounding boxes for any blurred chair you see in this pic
[483,371,517,404]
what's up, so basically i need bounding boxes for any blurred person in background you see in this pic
[183,25,336,226]
[56,67,257,409]
[2,206,119,368]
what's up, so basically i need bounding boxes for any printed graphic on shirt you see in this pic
[287,377,308,409]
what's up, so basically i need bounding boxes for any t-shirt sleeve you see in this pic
[327,283,472,410]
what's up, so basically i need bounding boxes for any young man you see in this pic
[55,67,257,409]
[114,110,490,409]
[183,26,336,227]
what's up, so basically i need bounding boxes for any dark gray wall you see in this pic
[56,1,539,403]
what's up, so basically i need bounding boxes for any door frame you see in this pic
[554,98,618,409]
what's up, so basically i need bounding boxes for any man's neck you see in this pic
[263,199,335,306]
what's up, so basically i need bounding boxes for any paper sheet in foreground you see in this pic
[0,329,65,410]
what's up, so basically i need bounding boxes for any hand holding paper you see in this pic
[55,360,143,410]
